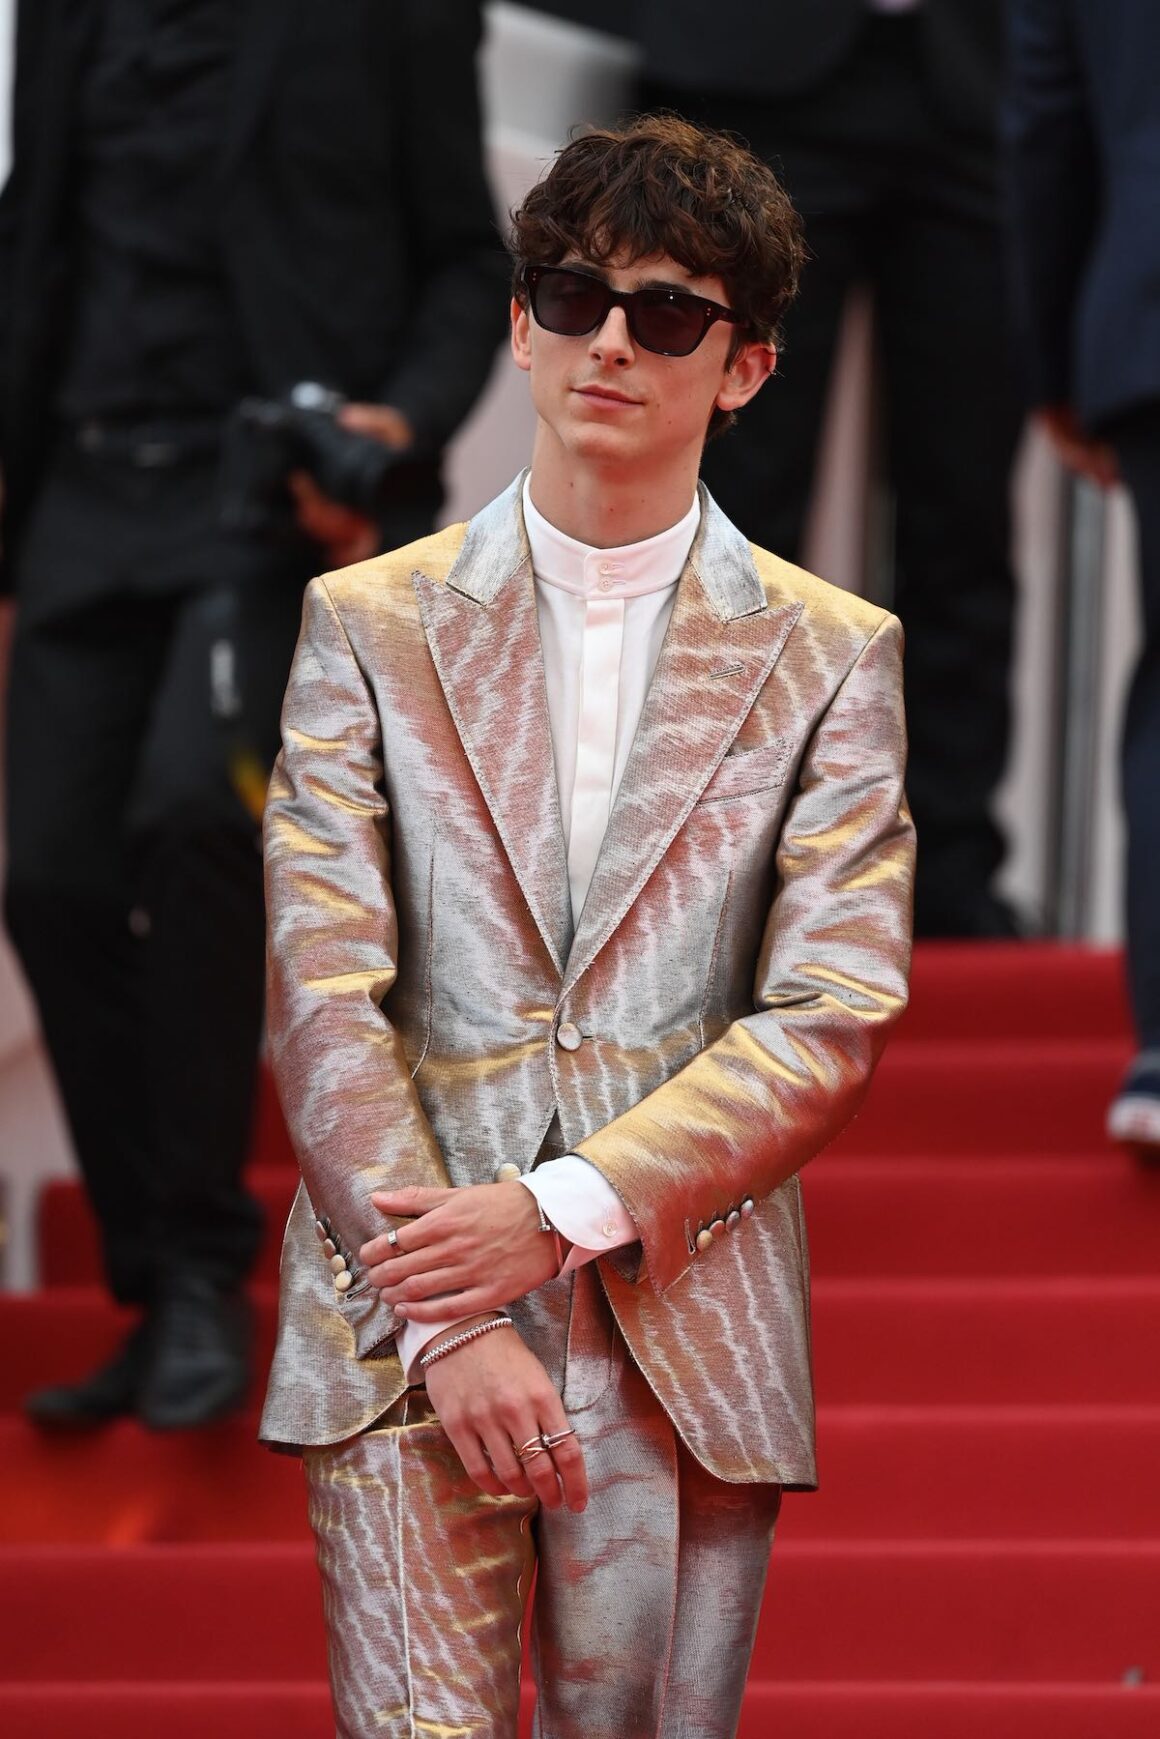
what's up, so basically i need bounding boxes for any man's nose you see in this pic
[588,305,634,364]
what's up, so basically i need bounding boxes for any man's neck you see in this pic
[527,436,700,549]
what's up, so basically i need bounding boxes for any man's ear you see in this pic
[511,297,532,374]
[716,341,777,415]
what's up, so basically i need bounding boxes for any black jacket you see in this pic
[0,0,508,577]
[637,0,1004,143]
[1003,0,1160,429]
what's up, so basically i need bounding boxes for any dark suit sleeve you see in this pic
[1001,0,1099,409]
[376,0,509,448]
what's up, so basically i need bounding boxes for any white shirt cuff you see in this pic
[518,1155,638,1275]
[396,1315,467,1385]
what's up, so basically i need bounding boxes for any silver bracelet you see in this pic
[418,1315,514,1371]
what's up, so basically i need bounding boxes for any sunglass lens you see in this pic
[533,271,608,336]
[632,291,705,356]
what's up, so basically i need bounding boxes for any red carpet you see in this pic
[3,943,1158,1736]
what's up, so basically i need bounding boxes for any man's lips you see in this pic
[573,383,640,405]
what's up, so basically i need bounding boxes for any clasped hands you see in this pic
[359,1181,563,1321]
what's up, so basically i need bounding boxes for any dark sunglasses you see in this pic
[522,264,744,358]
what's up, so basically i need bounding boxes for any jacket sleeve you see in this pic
[375,0,509,448]
[264,576,453,1357]
[1001,0,1099,410]
[574,614,915,1295]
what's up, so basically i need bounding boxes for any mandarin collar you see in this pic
[522,478,699,601]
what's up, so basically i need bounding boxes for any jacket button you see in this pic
[322,1238,337,1258]
[556,1021,583,1052]
[695,1227,714,1252]
[330,1254,348,1276]
[495,1161,522,1182]
[334,1271,353,1293]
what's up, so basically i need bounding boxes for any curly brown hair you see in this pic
[509,113,805,435]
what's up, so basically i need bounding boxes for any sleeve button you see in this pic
[334,1271,353,1293]
[740,1198,755,1219]
[695,1227,715,1252]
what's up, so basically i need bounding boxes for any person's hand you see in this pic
[422,1318,588,1511]
[360,1182,561,1320]
[287,403,413,566]
[1039,404,1119,489]
[336,402,414,450]
[288,470,380,567]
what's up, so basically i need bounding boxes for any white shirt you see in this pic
[395,480,699,1378]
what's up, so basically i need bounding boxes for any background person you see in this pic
[0,0,506,1429]
[637,0,1024,939]
[1004,0,1160,1153]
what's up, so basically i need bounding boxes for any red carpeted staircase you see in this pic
[2,944,1158,1736]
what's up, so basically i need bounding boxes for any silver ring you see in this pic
[386,1227,399,1249]
[544,1428,575,1449]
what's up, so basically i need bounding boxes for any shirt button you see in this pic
[601,1223,617,1238]
[598,577,613,592]
[495,1161,523,1182]
[556,1021,583,1052]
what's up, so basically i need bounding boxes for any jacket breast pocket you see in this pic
[697,740,791,805]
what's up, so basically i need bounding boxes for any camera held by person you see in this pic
[220,381,414,534]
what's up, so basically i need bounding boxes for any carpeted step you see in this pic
[829,1040,1129,1156]
[2,1542,1156,1683]
[0,1680,1157,1739]
[742,1682,1160,1738]
[39,1152,1160,1291]
[3,1406,1158,1546]
[4,1279,1160,1411]
[803,1155,1160,1276]
[752,1542,1160,1682]
[899,945,1130,1044]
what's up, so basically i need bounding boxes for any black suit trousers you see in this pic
[643,15,1023,927]
[3,443,321,1304]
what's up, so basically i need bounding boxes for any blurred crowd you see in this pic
[0,0,1156,1430]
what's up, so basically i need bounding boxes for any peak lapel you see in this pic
[413,481,573,977]
[562,492,802,999]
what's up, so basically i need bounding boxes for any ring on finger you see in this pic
[385,1227,399,1249]
[516,1436,548,1462]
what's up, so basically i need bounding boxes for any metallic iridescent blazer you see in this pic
[260,476,915,1486]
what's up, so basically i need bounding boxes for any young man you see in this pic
[262,116,914,1738]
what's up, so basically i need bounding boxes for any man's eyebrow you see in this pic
[561,259,700,296]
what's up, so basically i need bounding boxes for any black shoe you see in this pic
[25,1319,151,1429]
[138,1275,252,1431]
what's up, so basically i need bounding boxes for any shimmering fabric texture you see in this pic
[261,474,915,1487]
[306,1268,782,1739]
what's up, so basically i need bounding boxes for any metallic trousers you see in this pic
[304,1265,782,1739]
